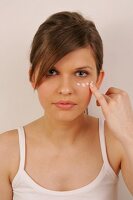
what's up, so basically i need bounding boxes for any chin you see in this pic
[51,110,85,122]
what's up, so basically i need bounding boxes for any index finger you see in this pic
[89,81,108,110]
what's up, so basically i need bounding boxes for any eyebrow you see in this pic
[75,66,93,70]
[53,65,93,71]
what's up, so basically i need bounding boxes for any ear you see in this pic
[29,67,35,89]
[95,70,105,89]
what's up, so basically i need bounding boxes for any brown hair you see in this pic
[29,11,103,90]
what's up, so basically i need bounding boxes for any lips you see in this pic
[53,100,77,109]
[54,100,77,105]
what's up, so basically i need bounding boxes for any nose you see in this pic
[58,76,73,95]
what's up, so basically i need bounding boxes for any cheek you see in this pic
[37,84,52,107]
[78,86,92,105]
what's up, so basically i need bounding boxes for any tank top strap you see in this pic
[17,126,26,170]
[99,118,110,169]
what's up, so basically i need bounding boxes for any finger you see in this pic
[96,94,111,106]
[89,81,108,110]
[105,87,123,95]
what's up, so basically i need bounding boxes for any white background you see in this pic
[0,0,133,199]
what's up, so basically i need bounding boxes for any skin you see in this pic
[89,81,133,194]
[30,47,104,146]
[0,47,133,199]
[30,46,133,194]
[29,48,133,193]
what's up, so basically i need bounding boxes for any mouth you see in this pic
[53,101,77,110]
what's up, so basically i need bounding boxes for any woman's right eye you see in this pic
[47,69,58,76]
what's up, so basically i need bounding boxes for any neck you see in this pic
[39,113,90,148]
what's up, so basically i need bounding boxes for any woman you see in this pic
[0,11,133,200]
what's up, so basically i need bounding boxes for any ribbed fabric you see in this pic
[12,118,119,200]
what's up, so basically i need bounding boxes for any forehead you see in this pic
[54,47,96,70]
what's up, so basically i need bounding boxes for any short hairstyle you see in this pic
[29,11,103,89]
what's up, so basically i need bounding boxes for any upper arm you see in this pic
[120,146,133,195]
[0,132,14,200]
[111,137,133,195]
[0,168,13,200]
[105,120,133,195]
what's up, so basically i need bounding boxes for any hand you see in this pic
[89,81,133,143]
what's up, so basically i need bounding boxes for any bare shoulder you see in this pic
[0,129,19,181]
[88,116,123,175]
[0,128,18,142]
[0,129,19,199]
[0,129,19,155]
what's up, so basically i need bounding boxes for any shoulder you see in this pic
[88,116,123,175]
[0,129,19,152]
[0,129,19,181]
[0,128,18,138]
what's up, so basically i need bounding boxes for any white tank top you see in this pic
[12,118,119,200]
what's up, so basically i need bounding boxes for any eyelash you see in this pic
[46,69,89,77]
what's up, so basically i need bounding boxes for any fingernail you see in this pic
[89,81,94,87]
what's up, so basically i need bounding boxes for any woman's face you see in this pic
[32,47,104,121]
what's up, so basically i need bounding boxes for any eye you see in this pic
[46,69,58,76]
[75,70,89,77]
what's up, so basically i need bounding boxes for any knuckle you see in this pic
[110,87,115,90]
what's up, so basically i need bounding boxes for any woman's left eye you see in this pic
[75,70,89,77]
